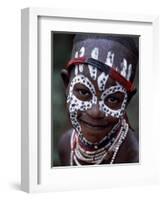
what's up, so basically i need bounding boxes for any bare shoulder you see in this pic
[115,128,139,163]
[58,129,73,166]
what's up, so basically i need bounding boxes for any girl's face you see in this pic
[66,65,128,143]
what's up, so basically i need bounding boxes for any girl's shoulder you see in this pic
[115,128,139,163]
[58,129,73,166]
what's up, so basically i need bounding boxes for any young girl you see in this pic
[59,34,139,166]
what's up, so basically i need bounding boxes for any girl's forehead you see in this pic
[69,36,138,84]
[70,65,116,90]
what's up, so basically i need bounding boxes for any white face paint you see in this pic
[120,58,127,77]
[75,65,78,76]
[91,47,99,59]
[74,47,85,75]
[99,84,127,118]
[120,58,132,80]
[74,47,133,81]
[88,65,97,80]
[88,47,99,80]
[74,51,79,75]
[79,64,83,73]
[79,47,85,57]
[67,71,128,136]
[97,72,109,91]
[126,64,132,81]
[69,47,132,140]
[74,51,78,58]
[67,74,97,133]
[78,47,85,72]
[105,51,114,67]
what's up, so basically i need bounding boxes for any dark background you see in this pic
[52,32,139,167]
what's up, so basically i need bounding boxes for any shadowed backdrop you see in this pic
[52,33,139,166]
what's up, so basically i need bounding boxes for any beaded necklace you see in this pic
[70,119,128,166]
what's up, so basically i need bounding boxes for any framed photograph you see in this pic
[21,7,159,193]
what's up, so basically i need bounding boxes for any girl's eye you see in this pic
[78,89,90,96]
[105,93,125,110]
[74,87,92,100]
[108,96,119,103]
[73,84,92,101]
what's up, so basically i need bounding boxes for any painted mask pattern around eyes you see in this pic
[67,72,128,134]
[67,46,130,135]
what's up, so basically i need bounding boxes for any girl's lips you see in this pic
[79,119,108,129]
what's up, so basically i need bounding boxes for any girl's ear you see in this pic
[61,69,70,88]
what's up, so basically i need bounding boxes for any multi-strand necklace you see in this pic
[70,119,129,166]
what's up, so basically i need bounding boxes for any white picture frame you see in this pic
[21,7,159,193]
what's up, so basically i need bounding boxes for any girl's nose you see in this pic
[86,102,105,119]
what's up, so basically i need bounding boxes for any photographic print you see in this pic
[21,8,158,192]
[52,33,139,167]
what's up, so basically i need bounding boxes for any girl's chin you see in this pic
[73,119,118,143]
[79,125,112,143]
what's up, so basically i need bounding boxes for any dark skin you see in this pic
[58,66,139,166]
